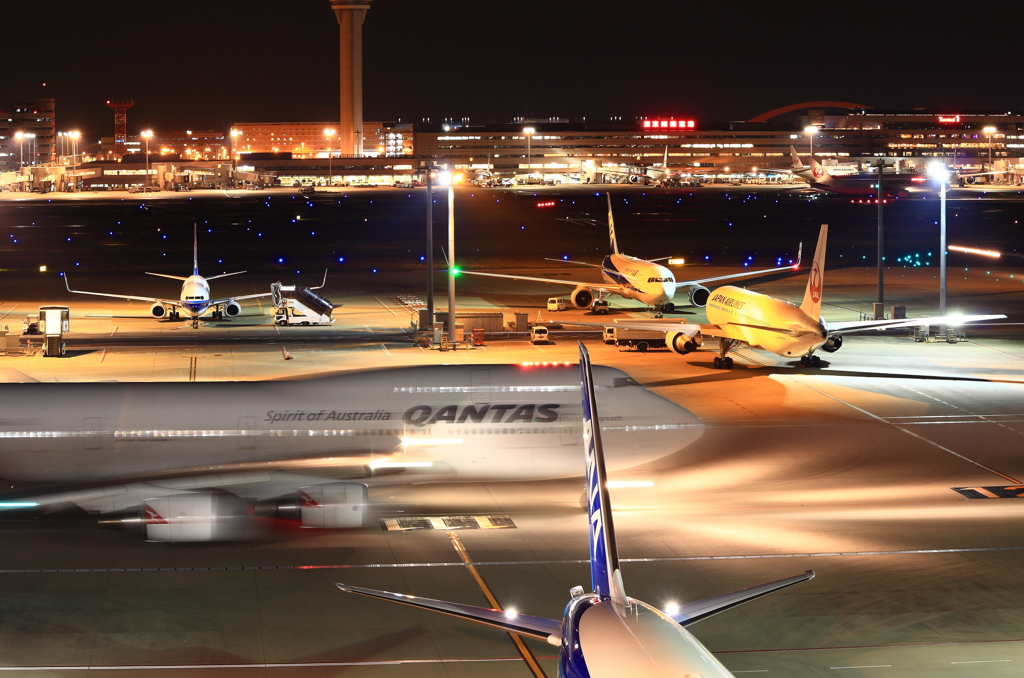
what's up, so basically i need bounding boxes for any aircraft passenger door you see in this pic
[471,370,490,404]
[238,417,256,450]
[83,418,101,450]
[560,414,579,446]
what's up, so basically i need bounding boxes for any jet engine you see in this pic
[150,303,167,318]
[280,483,369,529]
[820,334,843,353]
[687,285,711,307]
[100,491,248,542]
[224,300,242,317]
[667,331,703,355]
[571,287,595,309]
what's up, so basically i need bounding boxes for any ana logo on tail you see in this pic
[809,262,823,303]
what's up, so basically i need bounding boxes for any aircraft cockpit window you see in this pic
[647,277,674,283]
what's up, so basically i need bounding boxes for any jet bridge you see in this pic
[271,282,337,325]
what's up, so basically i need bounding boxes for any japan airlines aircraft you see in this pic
[64,227,273,328]
[337,343,814,677]
[803,156,929,197]
[460,194,801,312]
[568,224,1004,368]
[789,145,859,180]
[0,363,700,541]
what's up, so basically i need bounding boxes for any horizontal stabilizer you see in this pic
[671,570,815,626]
[336,583,562,645]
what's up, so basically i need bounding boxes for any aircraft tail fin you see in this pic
[193,224,199,276]
[606,193,619,255]
[790,145,803,168]
[808,157,833,184]
[578,342,627,607]
[799,224,828,319]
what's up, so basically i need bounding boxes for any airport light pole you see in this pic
[929,161,949,333]
[324,128,336,185]
[983,126,996,174]
[447,183,456,346]
[424,163,439,331]
[15,132,24,171]
[876,158,885,317]
[141,130,153,187]
[523,127,535,179]
[69,131,80,191]
[804,126,818,158]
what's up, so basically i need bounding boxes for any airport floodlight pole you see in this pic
[804,126,818,158]
[523,127,535,178]
[424,163,439,329]
[70,131,80,191]
[447,183,456,346]
[141,130,153,187]
[876,158,885,316]
[983,126,996,173]
[15,132,23,171]
[324,128,336,185]
[928,162,949,333]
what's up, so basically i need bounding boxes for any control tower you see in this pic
[330,0,372,158]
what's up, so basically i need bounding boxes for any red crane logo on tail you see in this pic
[812,165,824,180]
[809,262,823,303]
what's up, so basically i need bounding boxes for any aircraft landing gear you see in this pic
[658,302,675,313]
[800,354,822,367]
[170,310,180,321]
[712,338,742,369]
[192,317,200,329]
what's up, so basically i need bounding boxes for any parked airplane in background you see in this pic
[583,147,678,186]
[64,227,273,328]
[569,224,1004,368]
[460,194,801,312]
[801,155,928,198]
[0,363,700,541]
[789,145,860,180]
[337,343,814,677]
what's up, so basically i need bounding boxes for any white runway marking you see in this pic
[0,657,539,671]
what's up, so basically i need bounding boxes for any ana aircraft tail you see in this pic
[606,193,620,255]
[579,341,628,607]
[799,224,828,319]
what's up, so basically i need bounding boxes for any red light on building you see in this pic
[937,115,961,124]
[643,119,695,129]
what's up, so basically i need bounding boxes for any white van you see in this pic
[530,326,549,344]
[547,297,568,311]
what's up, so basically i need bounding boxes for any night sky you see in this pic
[4,1,1019,141]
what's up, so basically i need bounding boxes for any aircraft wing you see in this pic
[336,583,562,645]
[458,270,622,293]
[828,314,1005,334]
[64,274,178,307]
[681,244,802,287]
[209,291,274,305]
[671,570,815,627]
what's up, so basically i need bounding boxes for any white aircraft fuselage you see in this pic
[601,253,676,307]
[0,364,701,485]
[705,285,826,358]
